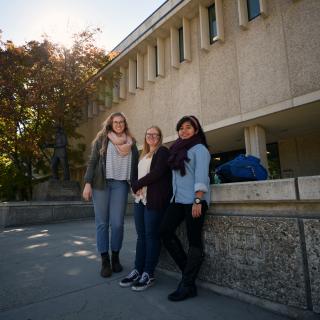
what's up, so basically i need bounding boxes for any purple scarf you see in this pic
[168,135,203,176]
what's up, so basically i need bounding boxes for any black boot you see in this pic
[162,235,187,272]
[168,280,197,301]
[112,251,123,273]
[168,246,204,302]
[100,253,112,278]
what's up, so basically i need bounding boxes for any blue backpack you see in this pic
[215,154,268,183]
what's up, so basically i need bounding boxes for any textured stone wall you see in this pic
[202,216,306,308]
[304,219,320,313]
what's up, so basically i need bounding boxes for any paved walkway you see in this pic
[0,217,290,320]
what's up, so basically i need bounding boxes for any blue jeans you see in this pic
[92,180,129,254]
[134,201,165,276]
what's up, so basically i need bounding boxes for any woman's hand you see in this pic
[192,203,202,218]
[192,191,204,218]
[131,181,139,193]
[82,183,92,201]
[135,189,142,196]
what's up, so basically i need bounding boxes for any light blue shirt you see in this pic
[171,144,211,205]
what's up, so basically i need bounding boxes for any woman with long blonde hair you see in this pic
[83,112,139,278]
[119,126,172,291]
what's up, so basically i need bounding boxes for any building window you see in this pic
[178,27,184,62]
[247,0,260,21]
[266,143,281,179]
[208,4,217,44]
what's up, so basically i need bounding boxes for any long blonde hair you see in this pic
[140,126,163,159]
[92,112,135,155]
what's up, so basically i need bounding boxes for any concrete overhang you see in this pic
[204,100,320,154]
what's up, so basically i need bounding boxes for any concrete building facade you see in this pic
[76,0,320,181]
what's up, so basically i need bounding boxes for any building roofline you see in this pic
[87,0,186,86]
[110,0,170,54]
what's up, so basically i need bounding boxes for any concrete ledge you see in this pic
[209,202,320,218]
[0,200,135,228]
[2,176,318,227]
[211,178,297,202]
[0,202,95,228]
[298,175,320,200]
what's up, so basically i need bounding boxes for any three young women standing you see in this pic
[83,112,210,302]
[119,126,172,291]
[83,112,139,278]
[161,115,211,302]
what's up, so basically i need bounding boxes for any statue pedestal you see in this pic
[33,180,81,201]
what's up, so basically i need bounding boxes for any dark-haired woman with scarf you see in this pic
[160,115,211,302]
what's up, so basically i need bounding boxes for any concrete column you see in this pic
[105,95,112,108]
[147,45,156,82]
[98,82,106,111]
[259,0,268,18]
[92,101,99,116]
[99,103,106,112]
[170,27,179,68]
[199,4,210,51]
[157,37,165,77]
[182,17,191,62]
[112,81,119,104]
[215,0,225,42]
[237,0,248,30]
[137,52,144,89]
[244,125,268,170]
[104,81,112,108]
[119,66,126,100]
[128,58,136,94]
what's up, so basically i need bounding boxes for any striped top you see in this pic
[106,141,132,181]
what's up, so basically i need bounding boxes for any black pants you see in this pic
[161,202,207,248]
[160,202,207,275]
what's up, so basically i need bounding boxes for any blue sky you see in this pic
[0,0,166,51]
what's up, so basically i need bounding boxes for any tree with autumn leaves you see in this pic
[0,28,110,200]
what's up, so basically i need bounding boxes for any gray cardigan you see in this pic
[84,136,139,190]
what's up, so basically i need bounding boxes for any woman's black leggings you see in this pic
[160,202,207,272]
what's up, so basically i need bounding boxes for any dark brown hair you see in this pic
[176,115,208,149]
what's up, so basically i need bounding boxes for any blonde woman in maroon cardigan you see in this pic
[119,126,172,291]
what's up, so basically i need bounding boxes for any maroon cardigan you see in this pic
[131,146,172,211]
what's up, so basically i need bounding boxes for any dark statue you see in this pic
[45,126,70,181]
[33,126,81,201]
